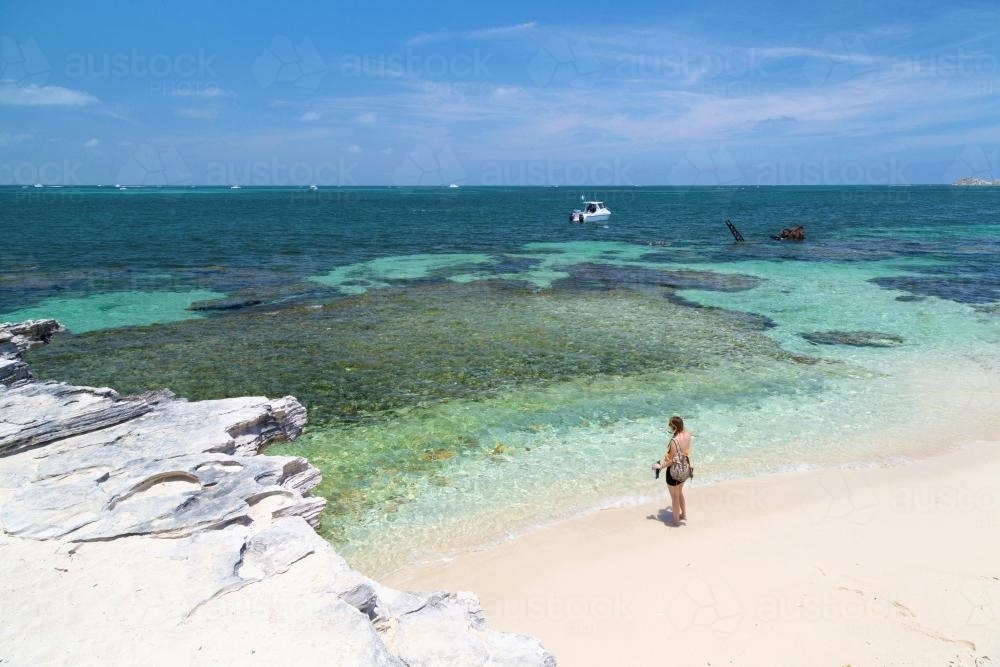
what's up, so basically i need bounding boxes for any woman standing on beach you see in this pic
[656,416,692,527]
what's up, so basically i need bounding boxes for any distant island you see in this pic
[954,176,1000,186]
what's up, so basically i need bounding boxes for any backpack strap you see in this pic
[671,437,684,464]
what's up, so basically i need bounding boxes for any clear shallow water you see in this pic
[2,185,998,575]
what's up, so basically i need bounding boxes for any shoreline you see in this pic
[386,438,1000,666]
[341,397,1000,579]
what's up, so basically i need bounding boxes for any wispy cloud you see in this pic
[467,22,537,39]
[14,8,995,184]
[313,55,995,169]
[0,84,98,107]
[406,21,539,46]
[405,31,453,47]
[167,87,237,99]
[83,137,99,148]
[0,132,33,145]
[177,107,220,120]
[98,107,134,123]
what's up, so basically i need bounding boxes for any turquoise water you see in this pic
[2,185,998,575]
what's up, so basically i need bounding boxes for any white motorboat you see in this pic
[569,200,611,223]
[309,184,318,191]
[230,184,242,190]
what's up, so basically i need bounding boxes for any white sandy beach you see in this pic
[388,440,1000,666]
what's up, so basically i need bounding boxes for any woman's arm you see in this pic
[658,438,677,467]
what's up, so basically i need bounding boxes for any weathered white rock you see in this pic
[0,320,555,666]
[0,356,30,386]
[0,318,64,357]
[0,318,63,387]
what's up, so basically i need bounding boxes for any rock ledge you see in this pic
[0,319,555,666]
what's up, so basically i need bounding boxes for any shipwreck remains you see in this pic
[773,225,805,241]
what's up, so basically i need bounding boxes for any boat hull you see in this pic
[571,212,611,223]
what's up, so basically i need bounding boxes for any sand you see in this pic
[387,440,1000,666]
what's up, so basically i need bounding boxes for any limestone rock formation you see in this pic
[0,320,555,666]
[0,318,64,386]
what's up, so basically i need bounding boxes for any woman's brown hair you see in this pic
[669,415,684,434]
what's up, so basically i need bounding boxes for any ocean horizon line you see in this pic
[0,183,974,189]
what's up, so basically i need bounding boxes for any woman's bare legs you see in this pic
[667,485,682,527]
[678,483,687,522]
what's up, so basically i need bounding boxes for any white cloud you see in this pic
[406,22,537,46]
[83,137,99,148]
[356,112,377,124]
[300,111,321,122]
[168,87,237,99]
[466,22,537,39]
[492,85,523,99]
[347,144,363,153]
[316,65,967,168]
[0,132,33,145]
[177,107,220,120]
[0,84,98,107]
[100,107,134,122]
[405,31,453,47]
[381,147,394,155]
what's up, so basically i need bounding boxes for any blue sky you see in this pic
[1,0,998,185]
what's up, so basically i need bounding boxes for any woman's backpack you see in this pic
[668,438,692,482]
